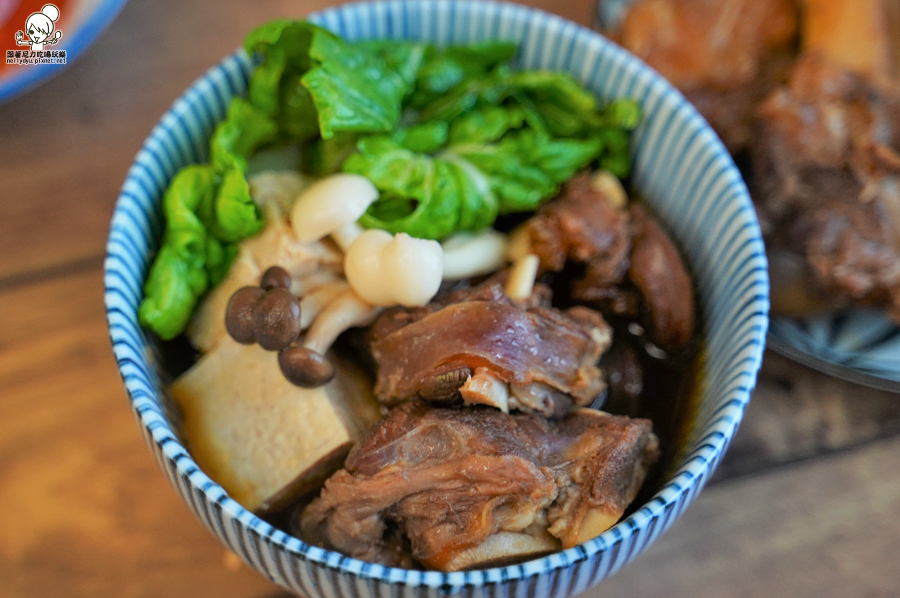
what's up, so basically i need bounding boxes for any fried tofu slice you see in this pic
[170,339,380,513]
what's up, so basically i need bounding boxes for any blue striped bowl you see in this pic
[104,2,769,596]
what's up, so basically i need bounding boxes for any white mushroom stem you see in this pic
[299,281,350,330]
[290,173,379,243]
[303,289,382,355]
[505,254,540,301]
[290,270,343,296]
[441,230,509,281]
[590,170,628,209]
[330,222,364,253]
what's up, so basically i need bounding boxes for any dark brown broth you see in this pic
[603,325,703,512]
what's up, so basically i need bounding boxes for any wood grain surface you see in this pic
[1,0,898,596]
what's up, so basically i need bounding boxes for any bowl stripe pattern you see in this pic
[104,2,769,596]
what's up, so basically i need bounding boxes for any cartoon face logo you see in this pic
[15,4,63,51]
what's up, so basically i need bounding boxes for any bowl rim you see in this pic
[105,0,769,588]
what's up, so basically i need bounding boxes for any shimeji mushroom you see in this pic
[505,254,540,301]
[290,173,379,251]
[299,281,350,330]
[303,289,382,355]
[344,229,444,307]
[441,230,509,281]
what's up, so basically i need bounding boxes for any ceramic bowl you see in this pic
[104,1,769,596]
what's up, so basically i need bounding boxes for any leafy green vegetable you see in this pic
[417,68,509,123]
[277,74,319,141]
[139,158,265,339]
[244,19,318,62]
[346,137,460,239]
[410,41,517,108]
[602,98,642,130]
[356,40,427,89]
[506,71,599,137]
[511,129,604,184]
[447,105,527,144]
[303,131,359,175]
[444,139,555,213]
[347,122,603,237]
[206,238,238,287]
[139,166,217,340]
[245,21,320,117]
[210,98,279,173]
[202,166,265,242]
[247,49,287,116]
[301,34,425,139]
[350,56,641,233]
[393,121,448,153]
[444,156,498,231]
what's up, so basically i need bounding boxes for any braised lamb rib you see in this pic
[300,401,659,571]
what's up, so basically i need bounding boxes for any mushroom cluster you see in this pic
[221,172,540,388]
[225,266,338,388]
[292,172,518,306]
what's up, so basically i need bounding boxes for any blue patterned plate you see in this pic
[104,2,769,596]
[768,314,900,392]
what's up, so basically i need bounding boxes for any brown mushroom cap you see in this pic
[278,346,335,388]
[225,286,266,345]
[254,288,303,351]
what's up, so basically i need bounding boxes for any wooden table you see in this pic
[2,1,899,596]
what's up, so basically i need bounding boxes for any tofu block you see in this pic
[170,339,380,513]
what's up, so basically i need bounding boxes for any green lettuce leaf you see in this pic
[345,123,603,236]
[505,71,599,137]
[247,48,287,116]
[210,98,279,173]
[410,41,517,108]
[139,159,263,339]
[138,165,216,340]
[511,129,604,184]
[206,237,238,287]
[417,67,511,123]
[393,121,448,153]
[443,156,498,231]
[447,104,527,144]
[301,33,425,139]
[601,98,642,130]
[346,136,460,239]
[244,19,319,61]
[245,21,322,117]
[303,131,359,175]
[201,166,265,242]
[356,40,427,89]
[278,74,320,141]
